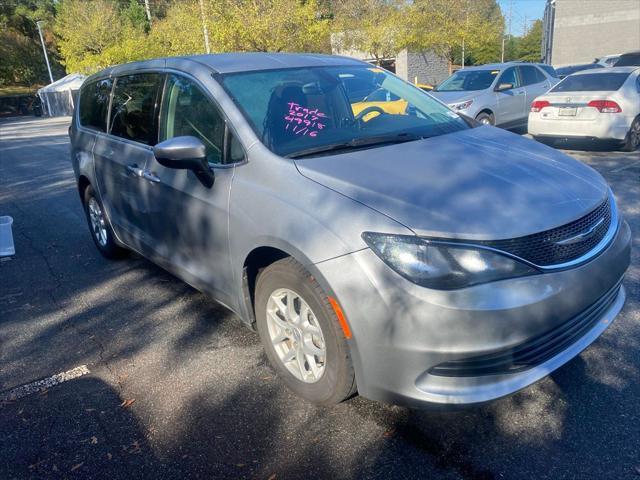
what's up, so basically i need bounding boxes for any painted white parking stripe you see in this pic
[1,365,90,402]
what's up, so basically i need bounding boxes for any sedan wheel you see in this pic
[622,117,640,152]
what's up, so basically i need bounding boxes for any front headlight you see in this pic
[449,99,473,111]
[362,233,538,290]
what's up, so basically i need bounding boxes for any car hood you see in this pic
[294,126,608,240]
[429,90,479,105]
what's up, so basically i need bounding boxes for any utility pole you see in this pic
[508,0,513,39]
[501,36,505,62]
[143,0,152,26]
[198,0,211,54]
[36,21,53,84]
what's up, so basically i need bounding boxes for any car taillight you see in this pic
[530,100,550,112]
[587,100,622,113]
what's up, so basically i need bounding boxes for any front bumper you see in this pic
[315,220,631,408]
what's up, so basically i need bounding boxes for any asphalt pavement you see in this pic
[1,116,639,480]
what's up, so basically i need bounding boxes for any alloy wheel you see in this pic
[265,288,326,383]
[88,197,108,247]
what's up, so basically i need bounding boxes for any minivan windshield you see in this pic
[551,72,631,92]
[435,69,499,92]
[221,65,468,157]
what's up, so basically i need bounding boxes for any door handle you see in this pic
[516,90,526,95]
[141,170,160,183]
[127,165,144,177]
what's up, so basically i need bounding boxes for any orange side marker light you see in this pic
[328,296,352,340]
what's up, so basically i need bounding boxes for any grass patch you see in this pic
[0,85,41,97]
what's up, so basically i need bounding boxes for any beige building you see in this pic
[331,35,450,86]
[543,0,640,66]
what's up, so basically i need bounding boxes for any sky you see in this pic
[497,0,547,36]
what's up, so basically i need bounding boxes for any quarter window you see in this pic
[159,74,225,165]
[109,73,163,145]
[79,78,112,132]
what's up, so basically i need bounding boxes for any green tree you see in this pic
[207,0,330,53]
[517,19,543,62]
[331,0,404,64]
[0,0,62,86]
[54,0,148,73]
[401,0,503,66]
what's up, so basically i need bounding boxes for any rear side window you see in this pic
[79,78,112,132]
[552,73,631,92]
[615,53,640,67]
[519,66,545,86]
[109,73,163,145]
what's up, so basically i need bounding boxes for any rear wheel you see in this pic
[621,117,640,152]
[475,111,495,126]
[255,257,356,405]
[83,185,127,259]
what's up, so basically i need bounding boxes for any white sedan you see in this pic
[528,67,640,151]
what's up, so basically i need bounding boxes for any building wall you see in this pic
[395,50,450,85]
[548,0,640,66]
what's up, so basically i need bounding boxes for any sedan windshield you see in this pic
[551,72,631,92]
[436,69,499,92]
[221,65,468,157]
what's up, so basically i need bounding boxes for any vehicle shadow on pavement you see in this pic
[0,376,174,480]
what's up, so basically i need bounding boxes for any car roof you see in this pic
[458,62,549,72]
[87,52,367,80]
[571,66,640,75]
[185,52,367,73]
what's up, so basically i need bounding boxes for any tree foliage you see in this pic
[402,0,504,64]
[207,0,330,53]
[0,0,62,86]
[332,0,404,63]
[2,0,540,83]
[516,19,543,62]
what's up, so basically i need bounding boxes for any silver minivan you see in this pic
[70,53,630,408]
[431,62,559,128]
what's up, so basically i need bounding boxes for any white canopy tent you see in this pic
[37,73,86,117]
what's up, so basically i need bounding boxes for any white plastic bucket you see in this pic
[0,216,15,257]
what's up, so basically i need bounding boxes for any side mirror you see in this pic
[153,136,214,188]
[496,82,514,92]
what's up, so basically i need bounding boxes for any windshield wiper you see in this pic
[286,133,425,159]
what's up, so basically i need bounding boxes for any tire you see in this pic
[255,257,356,405]
[82,185,127,259]
[475,111,495,126]
[621,117,640,152]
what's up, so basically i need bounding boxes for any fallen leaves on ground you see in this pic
[119,398,135,408]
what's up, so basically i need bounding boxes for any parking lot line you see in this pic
[1,365,90,402]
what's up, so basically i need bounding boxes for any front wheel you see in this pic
[475,112,495,126]
[621,117,640,152]
[255,258,356,405]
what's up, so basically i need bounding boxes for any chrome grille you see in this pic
[476,197,612,267]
